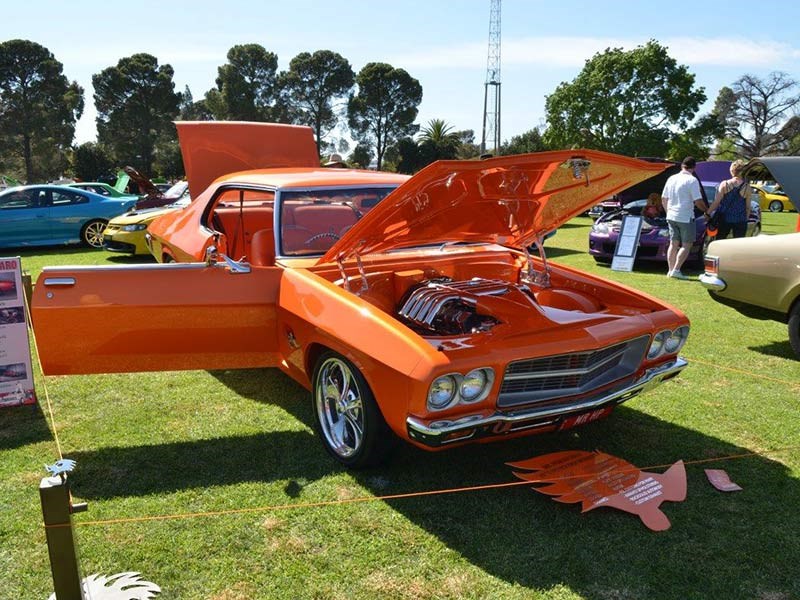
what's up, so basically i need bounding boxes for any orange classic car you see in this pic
[32,122,690,467]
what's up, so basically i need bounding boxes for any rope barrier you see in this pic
[686,356,800,389]
[24,286,63,461]
[39,444,797,529]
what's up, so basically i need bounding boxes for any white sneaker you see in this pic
[670,270,689,280]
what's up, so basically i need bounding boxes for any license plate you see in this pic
[558,406,614,431]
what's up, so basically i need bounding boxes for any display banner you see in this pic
[0,257,37,407]
[611,215,643,272]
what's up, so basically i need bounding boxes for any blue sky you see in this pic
[6,0,800,147]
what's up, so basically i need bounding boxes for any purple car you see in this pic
[589,187,761,265]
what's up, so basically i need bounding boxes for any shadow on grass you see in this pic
[70,430,331,498]
[749,339,796,359]
[0,401,53,451]
[62,366,800,598]
[353,407,800,599]
[104,254,157,265]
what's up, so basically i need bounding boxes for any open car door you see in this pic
[32,262,282,375]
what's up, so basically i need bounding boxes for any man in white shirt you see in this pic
[661,157,708,279]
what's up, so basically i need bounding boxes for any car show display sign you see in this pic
[0,257,36,407]
[509,450,687,531]
[611,215,643,272]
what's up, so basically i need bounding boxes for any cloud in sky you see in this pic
[394,36,800,70]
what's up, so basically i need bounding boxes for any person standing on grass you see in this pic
[661,156,708,279]
[706,159,751,239]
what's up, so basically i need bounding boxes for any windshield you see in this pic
[279,186,397,256]
[164,181,189,198]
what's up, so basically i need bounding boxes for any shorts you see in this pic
[667,220,695,245]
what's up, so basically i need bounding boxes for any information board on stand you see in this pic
[0,257,37,407]
[611,215,643,272]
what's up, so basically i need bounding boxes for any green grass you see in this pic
[2,214,799,599]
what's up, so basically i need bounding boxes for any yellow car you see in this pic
[102,197,190,255]
[751,182,792,212]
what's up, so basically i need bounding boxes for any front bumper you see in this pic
[406,357,687,448]
[699,273,726,291]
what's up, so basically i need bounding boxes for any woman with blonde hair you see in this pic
[707,159,751,239]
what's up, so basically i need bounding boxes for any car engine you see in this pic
[397,277,534,335]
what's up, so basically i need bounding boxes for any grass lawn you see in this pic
[1,213,799,599]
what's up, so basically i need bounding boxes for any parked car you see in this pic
[701,157,800,358]
[0,185,137,249]
[103,197,191,255]
[32,121,690,468]
[68,181,140,203]
[122,167,189,210]
[589,185,761,264]
[751,182,793,213]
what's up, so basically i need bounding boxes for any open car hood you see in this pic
[176,121,319,199]
[744,157,800,212]
[321,150,670,263]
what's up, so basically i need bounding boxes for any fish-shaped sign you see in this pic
[508,450,687,531]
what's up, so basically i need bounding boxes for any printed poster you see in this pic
[0,257,37,407]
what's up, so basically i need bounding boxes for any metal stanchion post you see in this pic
[39,460,86,600]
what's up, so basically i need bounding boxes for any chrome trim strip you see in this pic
[407,357,687,447]
[41,262,212,273]
[699,273,726,291]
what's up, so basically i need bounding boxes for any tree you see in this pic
[348,63,422,170]
[453,129,480,159]
[348,142,373,169]
[280,50,354,153]
[501,127,549,155]
[179,85,213,121]
[0,39,83,182]
[418,118,460,160]
[205,44,282,122]
[93,53,180,174]
[713,72,800,157]
[666,113,723,161]
[72,142,115,181]
[543,40,706,157]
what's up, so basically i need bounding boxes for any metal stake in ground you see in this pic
[40,459,161,599]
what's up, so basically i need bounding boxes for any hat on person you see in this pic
[323,153,347,167]
[681,156,697,169]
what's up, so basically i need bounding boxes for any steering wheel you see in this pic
[304,231,341,246]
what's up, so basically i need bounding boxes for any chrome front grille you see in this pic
[498,336,649,408]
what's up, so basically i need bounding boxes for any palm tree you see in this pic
[418,119,459,160]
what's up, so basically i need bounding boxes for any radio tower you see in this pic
[480,0,501,156]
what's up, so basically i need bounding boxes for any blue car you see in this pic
[0,185,137,249]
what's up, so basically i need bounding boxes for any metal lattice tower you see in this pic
[481,0,501,155]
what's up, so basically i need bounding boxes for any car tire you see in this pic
[789,302,800,359]
[80,219,107,248]
[769,200,784,212]
[311,351,394,468]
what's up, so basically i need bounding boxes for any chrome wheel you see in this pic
[315,356,364,458]
[82,220,107,248]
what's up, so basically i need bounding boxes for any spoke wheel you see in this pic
[81,219,107,248]
[789,302,800,359]
[312,351,394,468]
[769,200,783,212]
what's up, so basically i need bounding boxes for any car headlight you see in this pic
[460,368,494,403]
[122,223,148,232]
[428,375,457,410]
[647,330,670,359]
[664,325,689,354]
[592,222,609,234]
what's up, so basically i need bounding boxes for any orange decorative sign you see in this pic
[509,450,687,531]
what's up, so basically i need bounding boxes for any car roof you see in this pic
[216,167,409,189]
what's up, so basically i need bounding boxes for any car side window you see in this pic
[51,190,89,207]
[0,189,45,209]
